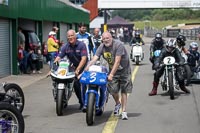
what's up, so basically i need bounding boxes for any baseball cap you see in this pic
[49,31,56,36]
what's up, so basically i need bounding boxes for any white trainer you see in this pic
[121,112,128,120]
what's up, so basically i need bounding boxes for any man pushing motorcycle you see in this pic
[149,39,190,96]
[53,29,88,110]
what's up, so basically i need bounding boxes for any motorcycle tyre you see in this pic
[168,71,174,100]
[0,102,25,133]
[56,89,64,116]
[4,83,25,113]
[136,56,139,65]
[184,64,192,85]
[86,93,96,126]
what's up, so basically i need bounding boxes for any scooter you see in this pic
[130,42,144,65]
[80,65,108,126]
[50,58,75,116]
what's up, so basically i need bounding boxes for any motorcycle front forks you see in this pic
[161,66,178,91]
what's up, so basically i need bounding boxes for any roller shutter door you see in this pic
[43,21,53,42]
[0,19,11,77]
[60,23,69,44]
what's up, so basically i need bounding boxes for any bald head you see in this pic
[102,31,113,47]
[94,28,100,36]
[67,29,77,45]
[102,31,112,38]
[67,29,76,37]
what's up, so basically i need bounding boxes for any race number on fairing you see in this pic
[163,56,175,65]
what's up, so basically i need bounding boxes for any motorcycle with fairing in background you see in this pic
[80,65,108,126]
[151,49,161,70]
[50,59,75,116]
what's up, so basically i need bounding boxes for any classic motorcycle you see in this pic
[50,59,75,116]
[0,83,25,113]
[160,56,179,100]
[80,65,108,126]
[0,102,25,133]
[0,83,25,133]
[130,42,144,65]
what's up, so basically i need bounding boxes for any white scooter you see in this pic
[130,42,144,65]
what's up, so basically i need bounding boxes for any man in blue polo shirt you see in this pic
[54,29,88,110]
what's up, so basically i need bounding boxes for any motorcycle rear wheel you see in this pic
[168,71,174,100]
[86,93,96,126]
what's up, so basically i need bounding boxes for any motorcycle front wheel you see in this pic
[56,89,64,116]
[4,83,25,113]
[0,102,25,133]
[168,71,174,100]
[86,93,96,126]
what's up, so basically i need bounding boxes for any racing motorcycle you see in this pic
[130,42,144,65]
[50,59,75,116]
[160,56,179,100]
[0,83,25,133]
[80,65,108,126]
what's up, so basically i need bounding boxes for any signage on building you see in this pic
[98,0,200,9]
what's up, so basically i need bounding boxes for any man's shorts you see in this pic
[107,70,133,94]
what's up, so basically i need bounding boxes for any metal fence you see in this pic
[144,27,200,41]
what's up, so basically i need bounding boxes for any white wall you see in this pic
[98,0,200,9]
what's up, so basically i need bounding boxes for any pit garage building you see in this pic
[0,0,89,77]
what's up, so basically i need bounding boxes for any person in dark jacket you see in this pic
[149,39,190,96]
[130,32,145,45]
[149,33,166,70]
[187,42,200,73]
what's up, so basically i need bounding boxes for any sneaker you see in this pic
[82,105,86,113]
[113,103,121,115]
[37,71,42,74]
[32,70,36,74]
[121,112,128,120]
